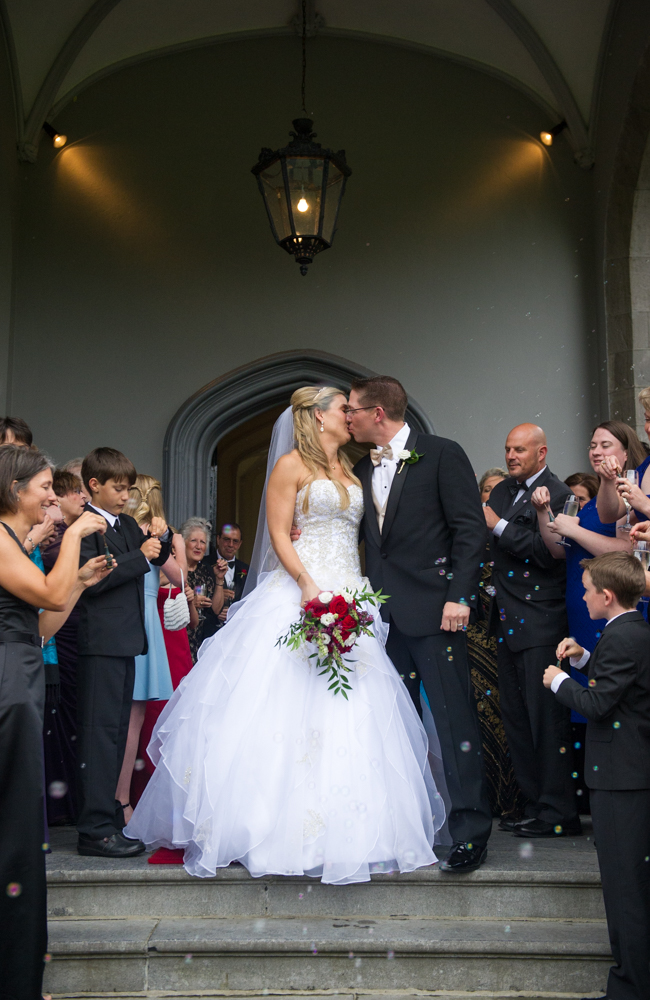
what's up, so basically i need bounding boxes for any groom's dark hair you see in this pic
[350,376,408,422]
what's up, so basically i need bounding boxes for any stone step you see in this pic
[47,867,605,922]
[44,915,611,996]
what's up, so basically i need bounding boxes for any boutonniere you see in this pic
[397,449,424,474]
[239,568,248,578]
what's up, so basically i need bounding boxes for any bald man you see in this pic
[485,424,579,838]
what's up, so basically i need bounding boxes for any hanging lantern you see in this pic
[252,118,351,276]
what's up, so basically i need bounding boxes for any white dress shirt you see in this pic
[223,559,236,588]
[89,503,120,528]
[372,422,411,509]
[550,611,632,693]
[492,466,548,538]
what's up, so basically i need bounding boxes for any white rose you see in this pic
[320,613,336,626]
[344,635,356,647]
[341,590,354,604]
[321,634,331,644]
[397,450,411,461]
[319,591,333,604]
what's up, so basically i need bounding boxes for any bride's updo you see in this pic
[291,386,360,511]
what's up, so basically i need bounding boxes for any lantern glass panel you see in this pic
[286,156,323,237]
[258,159,291,241]
[321,163,345,244]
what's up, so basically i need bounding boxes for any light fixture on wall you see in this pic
[251,0,351,276]
[42,122,67,149]
[540,120,567,147]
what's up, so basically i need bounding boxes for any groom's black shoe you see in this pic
[77,832,146,858]
[513,817,582,838]
[438,842,487,873]
[498,815,532,833]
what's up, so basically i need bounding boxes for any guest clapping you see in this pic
[485,424,578,837]
[181,518,227,662]
[0,445,109,1000]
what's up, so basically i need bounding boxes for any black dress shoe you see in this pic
[498,815,534,832]
[77,831,146,857]
[438,842,488,872]
[513,817,582,838]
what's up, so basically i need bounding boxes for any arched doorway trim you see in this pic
[163,349,434,528]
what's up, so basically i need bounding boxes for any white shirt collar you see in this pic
[605,610,636,627]
[89,503,120,528]
[387,422,411,456]
[520,466,547,488]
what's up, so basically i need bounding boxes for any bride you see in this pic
[125,386,445,884]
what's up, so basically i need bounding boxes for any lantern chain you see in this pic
[301,0,307,113]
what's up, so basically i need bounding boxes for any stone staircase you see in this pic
[44,824,611,998]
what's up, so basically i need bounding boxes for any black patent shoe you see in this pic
[513,817,582,838]
[77,831,146,857]
[498,815,533,832]
[438,842,488,873]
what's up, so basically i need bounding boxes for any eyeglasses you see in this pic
[343,404,379,415]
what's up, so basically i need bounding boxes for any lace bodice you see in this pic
[292,480,364,591]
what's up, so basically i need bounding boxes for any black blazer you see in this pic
[487,468,570,652]
[232,557,250,602]
[554,611,650,790]
[354,430,487,637]
[201,556,251,637]
[77,505,172,658]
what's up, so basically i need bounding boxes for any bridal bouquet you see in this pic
[276,586,388,698]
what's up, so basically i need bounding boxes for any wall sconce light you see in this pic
[540,120,567,147]
[42,122,67,149]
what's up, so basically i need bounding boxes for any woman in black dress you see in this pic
[0,446,109,1000]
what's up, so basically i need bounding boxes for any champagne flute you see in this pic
[194,583,206,622]
[619,470,639,533]
[556,494,580,547]
[633,538,650,570]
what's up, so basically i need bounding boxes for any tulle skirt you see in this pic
[125,568,445,884]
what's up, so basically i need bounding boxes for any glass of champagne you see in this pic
[194,583,206,622]
[633,538,650,569]
[556,494,580,547]
[619,470,639,533]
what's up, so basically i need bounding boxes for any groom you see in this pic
[347,376,492,872]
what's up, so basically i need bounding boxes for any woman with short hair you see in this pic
[181,517,227,662]
[0,445,109,1000]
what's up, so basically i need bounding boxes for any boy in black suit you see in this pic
[76,448,172,857]
[544,551,650,1000]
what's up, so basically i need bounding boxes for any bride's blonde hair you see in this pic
[291,386,360,511]
[125,474,166,526]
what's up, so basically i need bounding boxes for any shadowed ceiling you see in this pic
[2,0,614,165]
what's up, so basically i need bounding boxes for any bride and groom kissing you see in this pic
[125,375,491,881]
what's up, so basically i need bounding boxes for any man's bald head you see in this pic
[505,423,548,482]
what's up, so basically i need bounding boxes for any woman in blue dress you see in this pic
[596,399,650,530]
[115,475,187,823]
[531,422,644,803]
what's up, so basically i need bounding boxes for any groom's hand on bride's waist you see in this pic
[441,601,470,632]
[290,523,301,542]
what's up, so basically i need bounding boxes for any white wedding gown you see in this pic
[125,481,445,884]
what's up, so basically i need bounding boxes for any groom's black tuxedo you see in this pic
[553,611,650,1000]
[76,506,172,841]
[354,429,492,847]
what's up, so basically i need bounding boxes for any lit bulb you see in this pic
[297,197,309,212]
[540,131,553,146]
[53,133,67,149]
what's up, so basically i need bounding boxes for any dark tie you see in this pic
[227,560,235,568]
[508,479,523,497]
[113,519,121,533]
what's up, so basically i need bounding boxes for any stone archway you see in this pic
[163,349,434,528]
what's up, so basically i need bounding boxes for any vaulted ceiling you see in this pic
[2,0,614,164]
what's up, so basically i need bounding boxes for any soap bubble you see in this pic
[446,572,454,580]
[534,585,540,591]
[134,758,145,771]
[486,689,491,696]
[593,765,599,771]
[559,746,566,754]
[525,594,531,600]
[446,646,452,652]
[574,741,582,749]
[508,571,514,577]
[6,882,21,898]
[504,925,511,933]
[44,953,52,963]
[613,721,621,729]
[571,771,578,779]
[48,781,68,799]
[439,569,446,576]
[508,629,514,635]
[298,893,304,899]
[460,741,471,752]
[184,953,193,964]
[387,950,395,959]
[554,825,563,834]
[523,571,530,578]
[409,672,417,679]
[42,842,49,852]
[448,655,453,661]
[589,679,596,687]
[518,841,533,859]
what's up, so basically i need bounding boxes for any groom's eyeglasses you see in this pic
[343,405,379,415]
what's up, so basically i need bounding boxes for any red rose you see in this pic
[305,599,327,617]
[330,595,348,616]
[340,615,356,632]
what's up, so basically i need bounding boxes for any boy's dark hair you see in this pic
[0,416,33,446]
[53,468,83,498]
[218,522,242,537]
[580,551,646,608]
[349,376,408,422]
[0,444,52,515]
[82,448,136,493]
